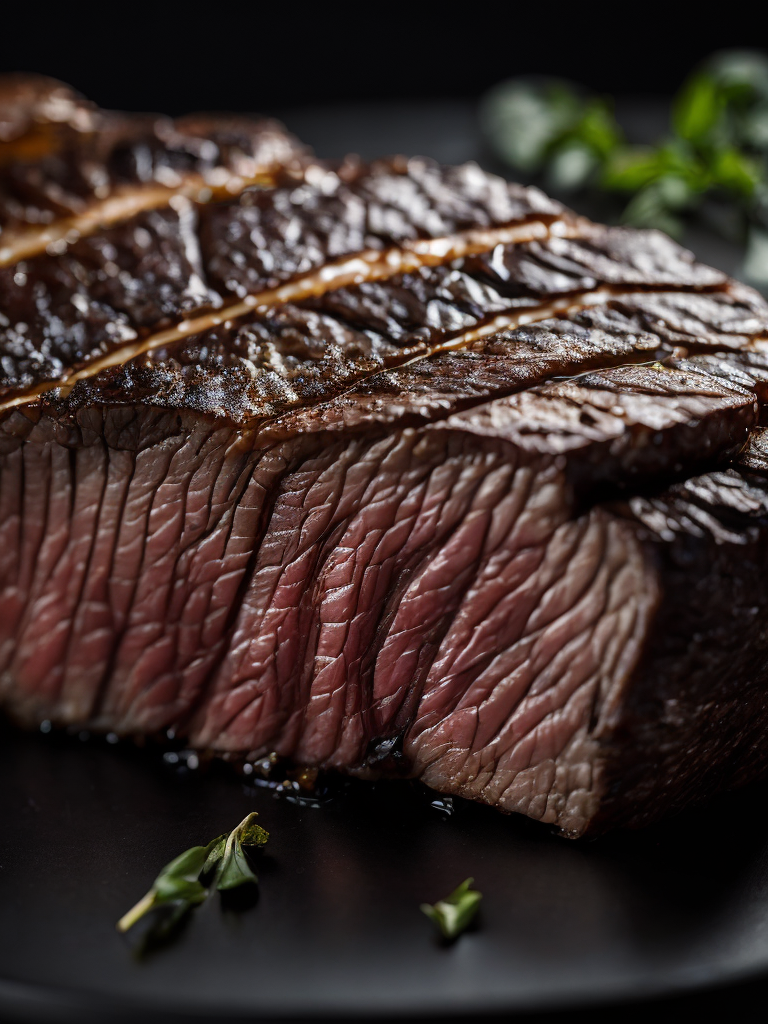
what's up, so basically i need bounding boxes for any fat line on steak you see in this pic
[2,278,750,423]
[289,290,700,418]
[0,167,287,267]
[0,208,755,418]
[0,215,590,411]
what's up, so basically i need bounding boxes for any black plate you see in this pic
[4,721,768,1022]
[2,101,767,1023]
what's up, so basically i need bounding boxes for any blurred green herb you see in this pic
[204,811,269,891]
[421,877,482,940]
[481,77,621,192]
[117,812,268,945]
[481,50,768,283]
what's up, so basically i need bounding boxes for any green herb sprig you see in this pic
[117,812,268,942]
[481,50,768,284]
[421,877,482,940]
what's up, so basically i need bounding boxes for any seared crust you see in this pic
[4,77,768,837]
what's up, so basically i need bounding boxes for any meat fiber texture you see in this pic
[2,77,768,837]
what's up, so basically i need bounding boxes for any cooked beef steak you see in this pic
[2,78,768,837]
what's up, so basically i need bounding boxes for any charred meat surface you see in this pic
[2,78,768,837]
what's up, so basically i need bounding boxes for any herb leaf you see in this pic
[117,812,269,942]
[674,73,722,143]
[480,79,581,172]
[481,50,768,259]
[116,841,215,934]
[421,877,482,940]
[710,148,760,195]
[208,811,269,891]
[481,78,620,189]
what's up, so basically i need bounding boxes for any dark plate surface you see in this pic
[4,723,768,1022]
[2,101,768,1023]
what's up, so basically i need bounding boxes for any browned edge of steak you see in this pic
[583,470,768,833]
[3,78,768,837]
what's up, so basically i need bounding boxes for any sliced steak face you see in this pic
[0,303,760,837]
[4,77,768,838]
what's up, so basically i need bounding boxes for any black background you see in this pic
[0,4,757,114]
[3,8,768,1023]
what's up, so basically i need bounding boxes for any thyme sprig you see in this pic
[481,50,768,284]
[117,812,268,942]
[421,877,482,940]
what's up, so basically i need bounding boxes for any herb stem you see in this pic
[116,812,269,947]
[117,891,156,933]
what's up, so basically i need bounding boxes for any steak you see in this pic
[3,77,768,837]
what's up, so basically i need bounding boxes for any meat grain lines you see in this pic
[3,75,768,837]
